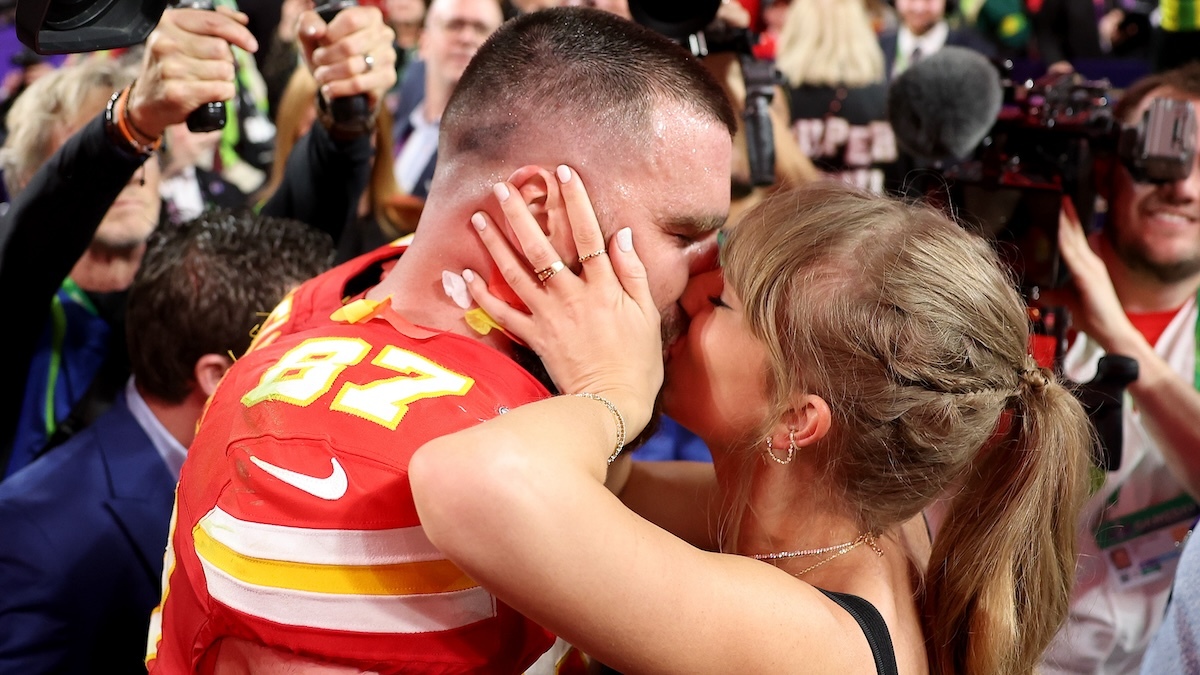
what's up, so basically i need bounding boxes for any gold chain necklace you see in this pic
[752,532,883,578]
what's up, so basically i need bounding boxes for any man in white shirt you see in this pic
[1040,61,1200,675]
[879,0,995,79]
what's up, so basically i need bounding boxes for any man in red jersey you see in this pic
[148,7,736,674]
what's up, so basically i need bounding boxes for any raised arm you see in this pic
[260,4,394,241]
[1056,198,1200,499]
[0,6,257,463]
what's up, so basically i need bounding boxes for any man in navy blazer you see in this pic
[391,0,504,200]
[0,389,177,672]
[879,0,997,80]
[0,209,334,673]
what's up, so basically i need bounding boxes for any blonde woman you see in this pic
[411,176,1093,674]
[776,0,899,193]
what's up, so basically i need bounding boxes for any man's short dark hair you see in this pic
[125,209,335,403]
[441,6,737,160]
[1114,61,1200,124]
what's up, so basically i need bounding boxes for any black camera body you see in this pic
[17,0,168,53]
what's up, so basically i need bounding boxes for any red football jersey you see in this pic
[147,242,556,673]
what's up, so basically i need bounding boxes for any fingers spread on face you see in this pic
[493,181,570,285]
[556,165,611,278]
[469,208,545,304]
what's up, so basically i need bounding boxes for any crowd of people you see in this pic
[0,0,1197,673]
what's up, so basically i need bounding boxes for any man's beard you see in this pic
[1107,220,1200,284]
[509,304,686,452]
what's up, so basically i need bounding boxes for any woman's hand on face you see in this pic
[461,164,663,435]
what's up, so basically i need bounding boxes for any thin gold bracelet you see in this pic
[574,393,626,465]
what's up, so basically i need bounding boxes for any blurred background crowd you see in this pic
[0,0,1198,672]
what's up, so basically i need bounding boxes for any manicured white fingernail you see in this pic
[462,268,476,284]
[617,227,633,252]
[556,165,571,183]
[471,212,486,231]
[492,182,510,202]
[442,270,471,309]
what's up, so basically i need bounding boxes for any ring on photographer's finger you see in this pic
[363,54,375,73]
[536,260,566,284]
[577,249,607,264]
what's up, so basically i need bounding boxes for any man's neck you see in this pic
[141,391,205,449]
[367,233,520,358]
[1099,238,1200,313]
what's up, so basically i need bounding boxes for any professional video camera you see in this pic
[628,0,779,187]
[887,46,1197,472]
[889,47,1196,293]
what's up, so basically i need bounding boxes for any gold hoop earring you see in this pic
[764,429,798,465]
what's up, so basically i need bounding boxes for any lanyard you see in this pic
[44,279,98,436]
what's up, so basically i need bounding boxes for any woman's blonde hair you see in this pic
[720,182,1092,674]
[1,58,135,196]
[774,0,885,88]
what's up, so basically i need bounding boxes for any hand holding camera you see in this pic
[125,5,255,143]
[298,0,396,132]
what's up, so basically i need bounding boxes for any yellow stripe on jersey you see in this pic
[199,558,498,634]
[192,507,497,634]
[194,524,478,596]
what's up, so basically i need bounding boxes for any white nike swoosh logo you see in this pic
[249,456,348,501]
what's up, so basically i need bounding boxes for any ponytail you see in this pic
[922,366,1091,674]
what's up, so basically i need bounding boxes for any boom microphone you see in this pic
[886,46,1004,161]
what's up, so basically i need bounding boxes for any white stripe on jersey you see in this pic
[199,506,445,565]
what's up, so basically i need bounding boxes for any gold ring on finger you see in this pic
[577,249,607,264]
[535,260,566,284]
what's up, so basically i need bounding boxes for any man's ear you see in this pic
[194,354,234,399]
[506,164,576,261]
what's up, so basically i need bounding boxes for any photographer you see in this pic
[0,3,393,479]
[1039,62,1200,674]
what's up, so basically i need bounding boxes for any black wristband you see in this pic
[103,89,158,159]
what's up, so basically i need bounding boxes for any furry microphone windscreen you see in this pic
[886,46,1004,161]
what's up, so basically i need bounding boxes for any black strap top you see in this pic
[818,589,901,675]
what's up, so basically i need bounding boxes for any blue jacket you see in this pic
[391,60,437,200]
[0,391,175,674]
